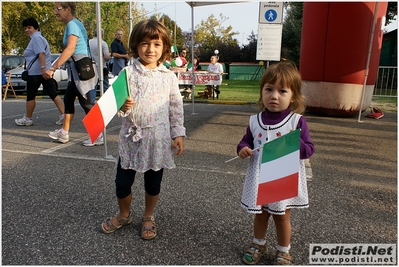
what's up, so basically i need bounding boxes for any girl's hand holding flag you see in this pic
[120,97,135,113]
[238,146,254,159]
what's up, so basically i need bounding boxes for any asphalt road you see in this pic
[2,98,397,265]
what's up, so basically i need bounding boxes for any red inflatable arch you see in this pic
[300,2,388,116]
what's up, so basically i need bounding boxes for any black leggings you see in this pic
[26,75,58,101]
[115,159,164,198]
[63,78,92,114]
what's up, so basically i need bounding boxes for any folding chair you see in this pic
[2,72,17,100]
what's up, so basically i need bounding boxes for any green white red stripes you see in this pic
[82,69,129,143]
[257,129,300,205]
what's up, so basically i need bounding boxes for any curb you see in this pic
[183,99,257,105]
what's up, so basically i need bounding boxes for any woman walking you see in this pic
[46,2,98,144]
[15,17,64,126]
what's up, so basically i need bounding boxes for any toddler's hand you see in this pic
[238,146,254,159]
[120,97,135,113]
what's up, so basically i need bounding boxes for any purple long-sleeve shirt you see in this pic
[237,108,315,159]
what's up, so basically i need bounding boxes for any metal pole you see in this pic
[128,2,133,65]
[357,2,379,123]
[96,2,112,159]
[174,3,177,45]
[191,4,197,115]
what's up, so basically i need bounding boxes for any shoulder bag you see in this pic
[72,56,95,81]
[72,30,95,81]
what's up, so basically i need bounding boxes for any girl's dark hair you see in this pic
[128,20,171,64]
[22,18,40,30]
[194,55,200,66]
[258,60,306,114]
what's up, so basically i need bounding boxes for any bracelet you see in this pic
[40,66,46,69]
[49,67,55,72]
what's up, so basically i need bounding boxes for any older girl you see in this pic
[100,20,185,240]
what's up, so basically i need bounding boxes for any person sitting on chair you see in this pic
[187,55,201,72]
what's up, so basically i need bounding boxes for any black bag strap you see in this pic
[72,24,91,62]
[25,44,48,70]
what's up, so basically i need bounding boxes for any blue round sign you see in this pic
[265,9,277,22]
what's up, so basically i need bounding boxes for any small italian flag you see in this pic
[257,129,300,205]
[171,45,178,53]
[82,69,129,143]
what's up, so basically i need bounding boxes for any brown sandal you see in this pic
[141,215,157,240]
[242,243,267,265]
[276,251,292,265]
[100,211,132,234]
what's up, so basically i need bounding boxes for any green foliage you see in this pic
[2,2,256,62]
[281,2,303,66]
[194,14,239,48]
[1,2,148,55]
[158,14,186,50]
[2,2,62,54]
[192,13,242,63]
[386,2,397,24]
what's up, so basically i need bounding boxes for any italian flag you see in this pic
[171,45,178,53]
[82,69,129,143]
[257,129,300,205]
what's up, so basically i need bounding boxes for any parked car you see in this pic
[2,55,25,72]
[6,54,69,94]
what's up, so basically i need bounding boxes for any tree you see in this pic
[1,2,148,55]
[2,2,63,54]
[191,13,240,62]
[156,14,186,52]
[281,2,303,66]
[240,31,258,62]
[386,2,397,24]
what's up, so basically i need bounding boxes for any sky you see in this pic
[139,1,261,45]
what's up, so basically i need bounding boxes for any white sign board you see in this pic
[256,24,282,61]
[259,2,284,24]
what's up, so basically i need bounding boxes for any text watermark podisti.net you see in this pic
[309,244,397,265]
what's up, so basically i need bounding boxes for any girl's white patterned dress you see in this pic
[117,59,186,172]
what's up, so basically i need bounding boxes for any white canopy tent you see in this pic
[185,1,251,114]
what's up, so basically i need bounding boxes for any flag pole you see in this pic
[225,145,263,163]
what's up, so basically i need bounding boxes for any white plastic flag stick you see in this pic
[225,145,263,163]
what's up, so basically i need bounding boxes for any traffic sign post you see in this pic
[257,2,283,61]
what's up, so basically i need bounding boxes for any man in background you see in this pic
[110,29,129,76]
[88,28,110,105]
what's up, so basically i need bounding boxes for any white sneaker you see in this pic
[55,115,64,125]
[15,116,33,126]
[82,136,104,147]
[48,129,69,143]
